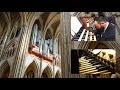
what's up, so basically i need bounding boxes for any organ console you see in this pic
[79,50,116,74]
[72,28,97,41]
[72,16,97,41]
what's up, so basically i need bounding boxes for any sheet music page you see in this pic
[71,16,82,39]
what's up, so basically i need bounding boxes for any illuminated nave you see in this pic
[0,12,61,78]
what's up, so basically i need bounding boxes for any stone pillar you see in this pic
[60,12,71,78]
[0,24,11,59]
[9,24,28,78]
[52,38,57,78]
[39,38,43,78]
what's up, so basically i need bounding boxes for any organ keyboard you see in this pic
[72,28,96,41]
[89,34,96,41]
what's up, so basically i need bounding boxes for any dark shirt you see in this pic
[100,23,116,41]
[108,16,116,25]
[94,28,104,41]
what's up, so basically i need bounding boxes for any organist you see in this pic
[93,16,116,41]
[72,13,117,41]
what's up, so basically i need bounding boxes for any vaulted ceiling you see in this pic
[0,12,61,40]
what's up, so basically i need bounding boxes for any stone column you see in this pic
[9,24,28,78]
[0,24,11,59]
[39,38,43,78]
[52,38,57,78]
[60,12,71,78]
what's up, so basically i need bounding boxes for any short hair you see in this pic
[98,12,105,17]
[94,16,108,23]
[94,17,99,21]
[91,13,96,17]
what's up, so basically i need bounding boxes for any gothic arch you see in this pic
[88,42,109,49]
[38,16,44,33]
[54,24,60,38]
[78,41,119,49]
[19,12,26,26]
[0,60,10,78]
[0,13,10,45]
[1,39,18,60]
[55,70,61,78]
[26,12,60,47]
[10,12,22,27]
[28,18,43,52]
[26,12,44,51]
[23,60,39,78]
[27,12,43,33]
[77,41,120,58]
[41,65,52,78]
[32,19,42,32]
[0,12,11,26]
[30,19,42,42]
[7,12,24,43]
[45,28,53,40]
[44,12,58,31]
[43,14,60,38]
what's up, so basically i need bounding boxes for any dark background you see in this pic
[71,49,83,74]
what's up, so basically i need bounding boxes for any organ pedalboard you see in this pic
[72,28,96,41]
[79,55,115,74]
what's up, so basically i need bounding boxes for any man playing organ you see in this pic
[71,12,117,41]
[93,16,116,41]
